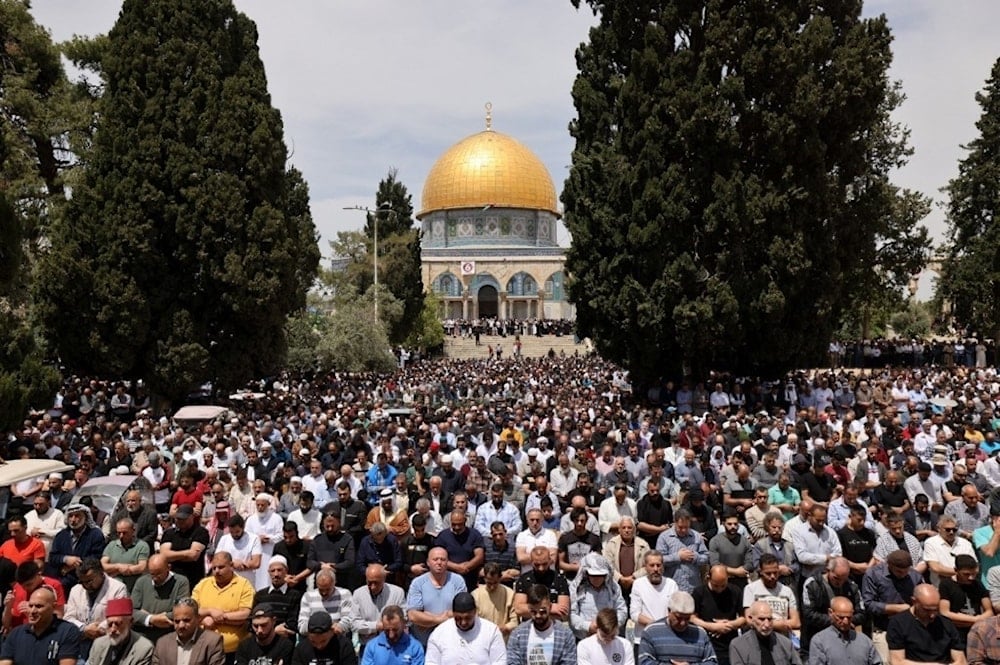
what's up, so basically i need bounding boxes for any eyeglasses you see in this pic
[943,527,958,533]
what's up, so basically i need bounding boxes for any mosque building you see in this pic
[419,105,573,321]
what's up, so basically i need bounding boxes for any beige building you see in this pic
[419,109,573,321]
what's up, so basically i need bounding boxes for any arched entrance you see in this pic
[478,285,498,318]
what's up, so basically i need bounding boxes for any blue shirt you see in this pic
[0,617,81,665]
[405,572,467,646]
[366,465,399,505]
[360,629,425,665]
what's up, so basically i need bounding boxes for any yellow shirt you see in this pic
[191,574,255,653]
[471,583,518,639]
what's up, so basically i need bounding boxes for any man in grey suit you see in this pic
[87,598,153,665]
[152,598,224,665]
[730,601,801,665]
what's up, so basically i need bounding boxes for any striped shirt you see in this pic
[638,620,717,665]
[296,586,353,634]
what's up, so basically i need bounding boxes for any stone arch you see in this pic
[505,271,538,297]
[431,271,462,297]
[544,270,566,302]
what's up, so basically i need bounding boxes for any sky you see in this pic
[26,0,1000,296]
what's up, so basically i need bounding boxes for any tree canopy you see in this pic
[563,0,929,380]
[938,58,1000,341]
[33,0,319,401]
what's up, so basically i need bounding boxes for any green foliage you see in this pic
[563,0,930,379]
[889,301,932,340]
[938,58,1000,340]
[284,309,323,374]
[33,0,319,401]
[336,169,425,345]
[406,289,445,351]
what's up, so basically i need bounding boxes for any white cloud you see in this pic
[28,0,1000,261]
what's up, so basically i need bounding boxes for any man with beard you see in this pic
[246,494,285,590]
[637,479,674,549]
[709,511,753,591]
[235,605,294,665]
[111,489,159,551]
[86,598,154,665]
[656,508,710,593]
[425,591,506,665]
[435,510,485,590]
[253,555,302,640]
[507,584,577,665]
[513,546,571,621]
[0,586,80,665]
[325,483,369,550]
[64,558,128,661]
[272,522,311,592]
[25,491,65,555]
[557,507,602,579]
[307,512,358,591]
[359,605,424,665]
[287,491,322,541]
[729,601,800,665]
[631,551,679,661]
[159,504,210,585]
[152,598,225,665]
[473,483,523,541]
[46,503,107,592]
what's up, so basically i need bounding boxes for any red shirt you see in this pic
[10,577,65,627]
[171,486,204,509]
[0,537,46,566]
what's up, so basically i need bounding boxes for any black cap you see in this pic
[307,611,333,633]
[251,604,278,619]
[918,462,932,472]
[175,504,194,519]
[688,489,705,501]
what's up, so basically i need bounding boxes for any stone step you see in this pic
[443,334,590,358]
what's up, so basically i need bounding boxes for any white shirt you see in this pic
[288,507,322,541]
[245,510,285,588]
[578,633,635,665]
[25,507,65,554]
[923,534,976,585]
[425,617,506,665]
[215,531,262,584]
[301,473,330,505]
[515,528,559,572]
[629,575,678,643]
[64,575,128,629]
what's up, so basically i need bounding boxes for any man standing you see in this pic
[792,505,842,580]
[515,508,559,572]
[435,510,485,590]
[637,478,674,549]
[729,601,800,665]
[924,515,977,585]
[46,503,107,591]
[0,516,46,567]
[110,490,158,551]
[24,491,65,555]
[0,587,80,665]
[215,515,262,585]
[801,558,864,657]
[152,598,225,665]
[86,597,154,665]
[235,605,294,665]
[159,504,209,586]
[558,507,603,579]
[474,483,523,541]
[307,512,358,591]
[809,597,880,665]
[296,569,353,636]
[291,611,358,665]
[252,555,302,640]
[578,608,635,665]
[742,554,800,636]
[406,547,467,647]
[102,518,150,592]
[245,493,285,589]
[656,508,710,592]
[129,553,191,644]
[861,550,922,664]
[638,590,717,665]
[359,605,425,665]
[190,552,255,661]
[272,522,311,592]
[605,516,649,603]
[287,491,322,542]
[938,554,992,647]
[424,591,506,665]
[506,584,578,665]
[64,558,128,661]
[352,564,406,656]
[886,584,964,665]
[709,511,753,591]
[692,565,746,665]
[631,551,679,659]
[513,546,571,621]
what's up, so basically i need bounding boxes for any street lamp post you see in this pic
[343,202,396,323]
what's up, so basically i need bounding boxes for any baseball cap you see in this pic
[175,505,194,519]
[307,611,333,633]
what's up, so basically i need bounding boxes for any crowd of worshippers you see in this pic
[6,361,1000,664]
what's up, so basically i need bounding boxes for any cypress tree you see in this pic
[34,0,319,400]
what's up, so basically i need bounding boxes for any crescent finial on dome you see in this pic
[485,102,493,131]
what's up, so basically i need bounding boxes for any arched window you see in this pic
[544,271,565,301]
[432,272,461,297]
[506,272,538,297]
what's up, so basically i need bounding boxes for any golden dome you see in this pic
[418,129,560,219]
